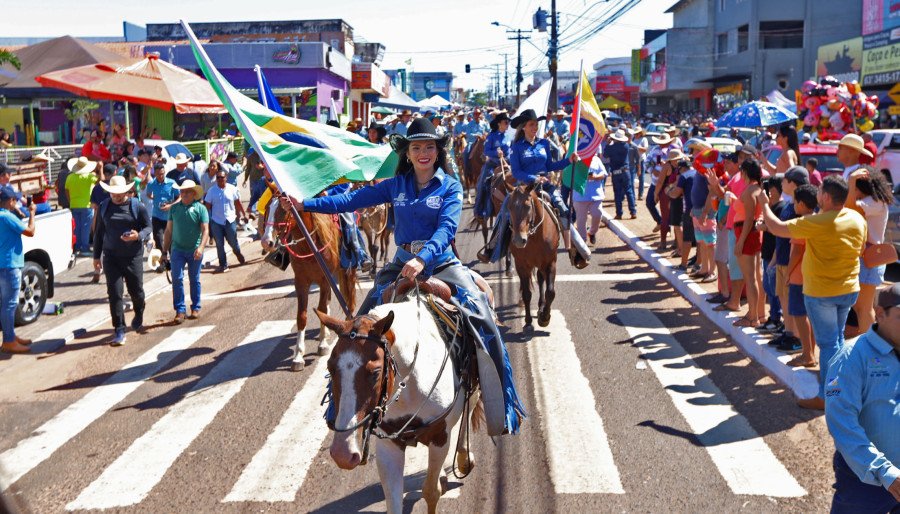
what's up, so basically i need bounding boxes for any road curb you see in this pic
[601,209,819,400]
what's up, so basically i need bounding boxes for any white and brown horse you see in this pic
[319,295,481,514]
[260,196,357,371]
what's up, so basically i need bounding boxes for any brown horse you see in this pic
[260,196,357,371]
[507,183,559,328]
[454,134,485,204]
[356,203,391,277]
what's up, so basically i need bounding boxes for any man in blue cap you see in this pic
[0,185,36,354]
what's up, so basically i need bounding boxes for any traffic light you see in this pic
[465,64,471,73]
[533,8,548,32]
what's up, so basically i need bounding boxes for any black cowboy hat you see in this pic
[389,117,450,153]
[511,109,545,129]
[489,112,511,131]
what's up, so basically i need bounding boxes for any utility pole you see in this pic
[505,29,531,106]
[499,52,510,96]
[549,0,559,111]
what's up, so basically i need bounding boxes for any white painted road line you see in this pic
[0,325,214,490]
[526,310,624,495]
[616,308,807,497]
[223,356,330,503]
[203,281,375,301]
[66,320,295,510]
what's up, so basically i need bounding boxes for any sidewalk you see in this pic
[597,179,819,400]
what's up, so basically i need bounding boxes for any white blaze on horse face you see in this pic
[261,204,278,248]
[330,350,364,469]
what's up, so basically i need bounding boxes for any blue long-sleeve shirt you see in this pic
[508,138,570,183]
[302,169,462,274]
[825,326,900,491]
[463,120,489,145]
[483,130,510,163]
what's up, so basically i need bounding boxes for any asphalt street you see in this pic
[0,203,837,513]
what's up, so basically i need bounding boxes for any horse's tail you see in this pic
[470,394,485,433]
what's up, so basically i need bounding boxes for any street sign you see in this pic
[889,83,900,105]
[889,105,900,115]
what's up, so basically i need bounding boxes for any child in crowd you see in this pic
[785,184,819,366]
[804,157,823,187]
[759,176,785,332]
[767,166,808,348]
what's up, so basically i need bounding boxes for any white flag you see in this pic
[508,79,553,139]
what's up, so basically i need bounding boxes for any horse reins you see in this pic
[509,191,546,237]
[275,216,334,261]
[325,281,466,465]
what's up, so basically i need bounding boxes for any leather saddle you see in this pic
[381,276,453,305]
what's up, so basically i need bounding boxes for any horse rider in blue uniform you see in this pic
[282,118,526,435]
[477,109,587,268]
[474,112,511,219]
[462,110,489,172]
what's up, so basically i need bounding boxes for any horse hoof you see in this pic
[523,323,534,333]
[290,361,305,372]
[504,269,514,278]
[317,344,330,357]
[538,315,551,328]
[439,474,449,495]
[456,451,475,475]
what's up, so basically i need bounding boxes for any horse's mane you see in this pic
[306,210,338,253]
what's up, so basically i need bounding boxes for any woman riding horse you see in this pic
[281,117,526,435]
[474,112,511,220]
[478,109,580,264]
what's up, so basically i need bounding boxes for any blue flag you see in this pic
[254,65,283,115]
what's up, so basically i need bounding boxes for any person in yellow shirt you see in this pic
[760,175,866,410]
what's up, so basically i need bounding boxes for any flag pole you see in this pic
[567,60,585,227]
[183,21,352,317]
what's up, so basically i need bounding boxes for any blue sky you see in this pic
[3,0,673,90]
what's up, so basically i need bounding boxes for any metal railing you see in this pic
[0,137,246,185]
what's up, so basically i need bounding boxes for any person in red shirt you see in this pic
[857,133,879,166]
[81,130,111,163]
[805,158,824,187]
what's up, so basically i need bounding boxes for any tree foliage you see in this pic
[0,50,21,70]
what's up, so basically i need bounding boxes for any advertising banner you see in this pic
[862,40,900,86]
[816,37,863,83]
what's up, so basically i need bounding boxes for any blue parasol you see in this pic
[716,100,798,128]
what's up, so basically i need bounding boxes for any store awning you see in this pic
[694,73,750,84]
[373,84,419,110]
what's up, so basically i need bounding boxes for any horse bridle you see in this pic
[323,284,463,464]
[510,189,545,237]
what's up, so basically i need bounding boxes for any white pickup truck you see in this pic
[17,208,74,325]
[867,129,900,186]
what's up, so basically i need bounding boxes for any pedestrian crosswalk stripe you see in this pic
[66,320,295,510]
[223,355,330,503]
[526,310,625,495]
[616,308,807,497]
[0,325,214,491]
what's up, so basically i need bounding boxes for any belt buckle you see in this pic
[410,240,426,254]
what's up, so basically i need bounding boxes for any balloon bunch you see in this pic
[798,76,879,140]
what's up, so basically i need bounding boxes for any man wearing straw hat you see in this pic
[65,156,100,257]
[837,133,873,182]
[164,180,209,324]
[166,153,202,186]
[93,176,152,346]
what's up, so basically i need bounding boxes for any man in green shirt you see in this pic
[64,157,99,256]
[164,180,209,324]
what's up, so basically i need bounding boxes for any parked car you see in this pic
[684,136,741,154]
[18,208,75,324]
[865,129,900,185]
[886,185,900,260]
[763,143,843,175]
[645,122,672,138]
[711,127,759,143]
[135,139,208,175]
